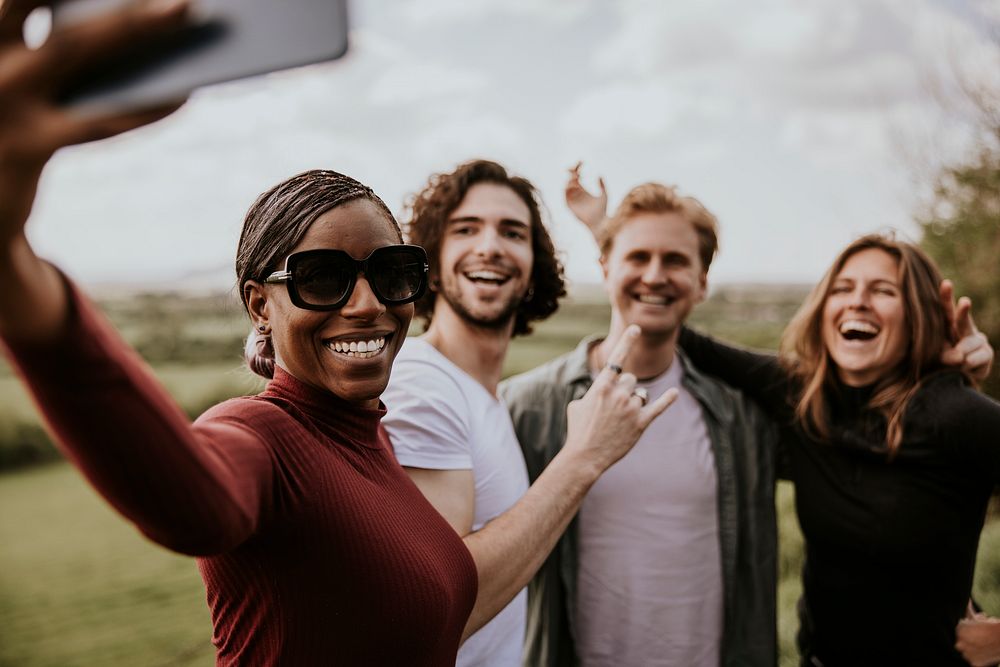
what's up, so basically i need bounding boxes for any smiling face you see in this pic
[821,247,909,387]
[246,198,412,406]
[433,182,534,330]
[601,212,707,339]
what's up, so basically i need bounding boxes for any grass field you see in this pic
[0,284,997,665]
[0,464,213,667]
[3,466,997,666]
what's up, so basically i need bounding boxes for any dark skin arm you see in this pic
[0,1,279,556]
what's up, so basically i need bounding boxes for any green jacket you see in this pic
[499,336,778,667]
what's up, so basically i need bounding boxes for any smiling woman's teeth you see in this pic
[838,321,880,343]
[328,337,386,358]
[840,320,879,335]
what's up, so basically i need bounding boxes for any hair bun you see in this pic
[244,328,275,379]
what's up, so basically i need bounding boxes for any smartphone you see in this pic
[53,0,349,112]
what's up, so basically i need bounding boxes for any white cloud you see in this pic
[412,115,526,165]
[593,2,737,78]
[761,52,921,111]
[779,109,894,167]
[24,0,998,289]
[368,63,488,106]
[739,10,831,58]
[559,82,688,139]
[394,0,591,27]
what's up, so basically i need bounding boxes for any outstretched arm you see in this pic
[939,280,994,382]
[565,161,608,235]
[0,1,278,556]
[677,326,794,419]
[0,0,190,342]
[5,279,275,556]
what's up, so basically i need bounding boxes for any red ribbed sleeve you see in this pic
[2,280,477,665]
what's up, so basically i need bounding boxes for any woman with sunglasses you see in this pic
[0,4,676,665]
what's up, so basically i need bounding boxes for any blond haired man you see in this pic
[500,174,778,667]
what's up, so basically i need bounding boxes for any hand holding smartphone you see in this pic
[53,0,350,113]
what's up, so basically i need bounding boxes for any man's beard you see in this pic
[437,280,523,331]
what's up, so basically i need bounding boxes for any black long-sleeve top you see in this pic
[680,327,1000,666]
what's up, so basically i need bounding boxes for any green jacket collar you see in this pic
[561,333,735,424]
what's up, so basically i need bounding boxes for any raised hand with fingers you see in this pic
[0,0,191,340]
[456,324,677,640]
[565,324,679,472]
[939,280,994,382]
[565,160,608,237]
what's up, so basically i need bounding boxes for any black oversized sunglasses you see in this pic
[264,244,429,311]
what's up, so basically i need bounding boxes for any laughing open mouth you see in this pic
[464,269,511,286]
[839,320,879,341]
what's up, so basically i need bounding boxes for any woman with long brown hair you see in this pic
[565,164,998,664]
[677,234,999,666]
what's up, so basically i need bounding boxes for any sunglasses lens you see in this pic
[291,254,353,307]
[370,248,426,302]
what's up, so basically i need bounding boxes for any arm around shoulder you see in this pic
[679,326,792,417]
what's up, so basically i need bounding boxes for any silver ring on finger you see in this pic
[631,387,649,406]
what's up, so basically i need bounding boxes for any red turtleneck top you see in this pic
[2,281,477,666]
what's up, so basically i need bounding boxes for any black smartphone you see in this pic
[52,0,349,112]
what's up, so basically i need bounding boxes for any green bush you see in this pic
[0,419,61,471]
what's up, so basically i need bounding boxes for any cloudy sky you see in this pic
[27,0,1000,292]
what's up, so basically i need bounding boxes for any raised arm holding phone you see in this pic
[0,0,189,338]
[0,6,677,664]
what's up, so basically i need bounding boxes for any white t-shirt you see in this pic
[574,358,723,667]
[382,337,529,667]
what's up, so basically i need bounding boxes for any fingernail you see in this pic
[147,0,190,17]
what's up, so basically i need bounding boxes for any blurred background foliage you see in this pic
[919,74,1000,398]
